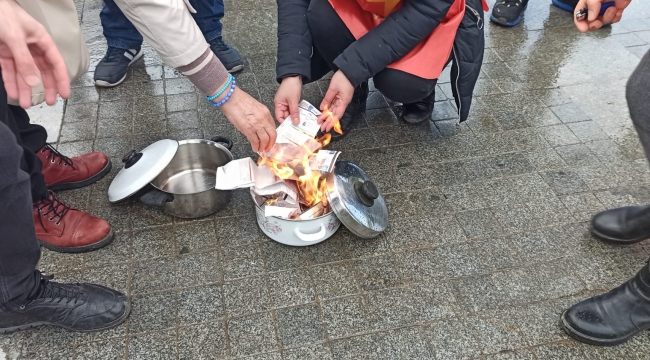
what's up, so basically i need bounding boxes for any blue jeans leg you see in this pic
[101,0,144,50]
[189,0,225,43]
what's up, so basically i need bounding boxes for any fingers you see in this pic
[33,55,57,105]
[247,132,261,153]
[17,73,33,109]
[288,98,300,125]
[275,103,288,123]
[586,0,602,22]
[35,36,69,99]
[320,86,337,115]
[0,59,19,101]
[589,19,604,31]
[574,0,590,32]
[614,0,631,10]
[8,40,40,89]
[602,6,617,24]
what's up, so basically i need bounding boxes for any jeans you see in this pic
[101,0,225,50]
[0,76,42,306]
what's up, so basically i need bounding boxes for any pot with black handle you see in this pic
[108,136,234,219]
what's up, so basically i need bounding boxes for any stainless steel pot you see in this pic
[137,136,234,218]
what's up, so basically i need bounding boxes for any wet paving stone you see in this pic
[25,1,650,358]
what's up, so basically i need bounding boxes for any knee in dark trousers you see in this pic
[373,69,437,104]
[626,50,650,161]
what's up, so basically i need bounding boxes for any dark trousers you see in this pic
[627,50,650,161]
[306,0,438,104]
[101,0,225,50]
[0,78,42,306]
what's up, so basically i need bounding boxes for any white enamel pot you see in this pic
[251,191,341,246]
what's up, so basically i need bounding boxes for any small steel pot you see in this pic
[138,136,234,218]
[252,191,341,246]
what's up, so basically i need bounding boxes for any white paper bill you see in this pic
[216,158,280,190]
[274,100,321,146]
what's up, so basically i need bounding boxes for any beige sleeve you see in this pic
[112,0,209,68]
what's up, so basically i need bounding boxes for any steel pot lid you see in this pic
[108,139,179,203]
[325,161,388,238]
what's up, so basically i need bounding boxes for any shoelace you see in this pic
[103,47,130,63]
[34,191,71,227]
[210,37,231,52]
[40,143,74,168]
[21,275,81,309]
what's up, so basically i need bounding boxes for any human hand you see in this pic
[274,76,302,125]
[0,0,70,108]
[574,0,631,32]
[318,70,354,132]
[220,87,277,152]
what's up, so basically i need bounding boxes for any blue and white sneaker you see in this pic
[94,47,143,87]
[490,0,529,27]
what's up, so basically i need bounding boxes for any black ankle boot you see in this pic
[590,205,650,244]
[330,82,368,141]
[561,261,650,346]
[0,274,130,333]
[401,88,436,125]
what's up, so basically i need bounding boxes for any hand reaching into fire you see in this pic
[574,0,630,32]
[319,70,354,132]
[274,76,302,125]
[221,87,277,153]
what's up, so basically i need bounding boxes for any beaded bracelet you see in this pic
[212,78,236,107]
[206,74,233,102]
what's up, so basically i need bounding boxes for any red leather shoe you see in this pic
[33,191,114,253]
[37,144,112,191]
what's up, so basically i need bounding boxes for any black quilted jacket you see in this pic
[275,0,485,122]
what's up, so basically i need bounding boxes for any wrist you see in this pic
[281,75,302,85]
[208,74,233,103]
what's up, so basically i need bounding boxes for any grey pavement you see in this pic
[3,0,650,359]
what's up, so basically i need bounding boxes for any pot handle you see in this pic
[210,136,233,150]
[139,188,174,208]
[294,225,328,243]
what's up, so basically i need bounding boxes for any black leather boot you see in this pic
[561,261,650,346]
[0,274,130,333]
[330,82,368,141]
[590,205,650,244]
[401,88,436,125]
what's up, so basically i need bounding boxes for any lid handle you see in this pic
[122,150,143,169]
[354,180,379,207]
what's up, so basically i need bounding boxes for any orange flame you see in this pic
[323,105,343,135]
[258,133,332,207]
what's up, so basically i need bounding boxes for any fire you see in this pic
[323,105,343,135]
[258,133,332,207]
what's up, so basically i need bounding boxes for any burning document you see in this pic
[309,150,341,174]
[216,158,280,190]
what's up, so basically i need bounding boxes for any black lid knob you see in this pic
[122,150,143,169]
[354,180,379,207]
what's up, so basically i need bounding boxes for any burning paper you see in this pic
[298,201,326,220]
[216,158,280,190]
[257,100,335,207]
[309,150,341,174]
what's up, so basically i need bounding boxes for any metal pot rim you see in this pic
[150,138,234,196]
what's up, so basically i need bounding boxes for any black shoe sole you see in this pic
[228,64,244,73]
[38,228,115,254]
[0,299,130,334]
[401,111,433,126]
[560,310,638,346]
[48,159,112,192]
[589,223,649,245]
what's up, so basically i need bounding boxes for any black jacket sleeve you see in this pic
[334,0,455,87]
[276,0,313,83]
